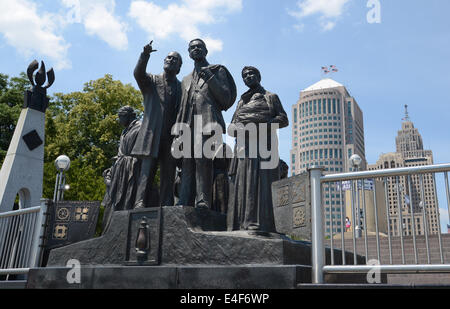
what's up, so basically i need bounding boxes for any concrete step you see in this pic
[328,245,450,250]
[388,273,450,285]
[329,238,450,243]
[0,280,26,289]
[330,242,450,246]
[327,243,450,252]
[328,246,450,253]
[328,244,449,251]
[297,283,450,289]
[327,238,450,244]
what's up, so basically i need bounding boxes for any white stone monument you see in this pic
[0,60,54,212]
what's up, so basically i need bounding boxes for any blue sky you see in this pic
[1,0,449,230]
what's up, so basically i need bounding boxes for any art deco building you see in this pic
[368,107,440,236]
[290,78,367,234]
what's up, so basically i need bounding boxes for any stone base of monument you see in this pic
[26,265,383,289]
[26,206,371,288]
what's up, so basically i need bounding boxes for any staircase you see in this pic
[325,234,450,285]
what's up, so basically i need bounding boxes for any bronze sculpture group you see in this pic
[103,39,288,234]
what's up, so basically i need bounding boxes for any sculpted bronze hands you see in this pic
[199,66,213,81]
[143,40,158,55]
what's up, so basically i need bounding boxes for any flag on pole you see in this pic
[322,66,330,74]
[329,65,338,72]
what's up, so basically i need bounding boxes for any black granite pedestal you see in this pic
[27,206,366,288]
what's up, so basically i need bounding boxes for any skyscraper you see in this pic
[368,106,440,236]
[290,78,367,234]
[290,78,366,174]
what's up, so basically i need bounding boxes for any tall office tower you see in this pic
[290,78,367,234]
[368,106,440,236]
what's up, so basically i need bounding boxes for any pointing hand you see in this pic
[143,40,158,54]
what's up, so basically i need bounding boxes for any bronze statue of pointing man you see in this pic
[132,41,182,208]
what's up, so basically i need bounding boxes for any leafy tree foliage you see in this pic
[1,73,151,204]
[0,73,30,164]
[43,74,143,201]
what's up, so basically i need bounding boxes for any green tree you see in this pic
[0,72,31,164]
[43,74,143,201]
[0,73,147,203]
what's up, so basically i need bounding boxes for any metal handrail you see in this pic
[0,268,30,275]
[0,206,41,218]
[321,163,450,182]
[309,163,450,284]
[0,200,47,279]
[323,264,450,274]
[309,167,325,284]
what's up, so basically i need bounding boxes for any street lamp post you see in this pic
[349,154,363,238]
[53,155,71,202]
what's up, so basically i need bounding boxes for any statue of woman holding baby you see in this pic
[227,66,289,233]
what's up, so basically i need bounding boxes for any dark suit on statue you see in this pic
[132,52,181,207]
[176,65,236,208]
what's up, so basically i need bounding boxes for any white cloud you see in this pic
[0,0,71,69]
[61,0,128,50]
[289,0,351,31]
[128,0,242,54]
[321,20,337,31]
[293,24,305,33]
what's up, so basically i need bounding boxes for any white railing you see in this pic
[309,163,450,284]
[0,200,47,279]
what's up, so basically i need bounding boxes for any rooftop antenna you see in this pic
[402,104,410,122]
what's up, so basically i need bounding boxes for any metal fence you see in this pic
[0,200,47,279]
[309,163,450,284]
